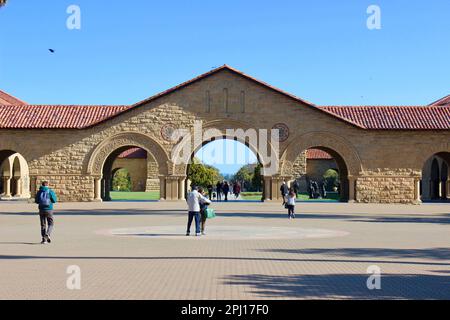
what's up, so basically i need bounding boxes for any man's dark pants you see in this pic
[187,211,201,234]
[39,210,54,239]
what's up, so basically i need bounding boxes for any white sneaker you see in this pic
[196,233,201,236]
[201,232,206,236]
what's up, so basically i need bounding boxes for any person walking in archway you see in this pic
[207,184,213,200]
[35,181,58,244]
[216,181,223,202]
[223,181,230,201]
[233,182,241,200]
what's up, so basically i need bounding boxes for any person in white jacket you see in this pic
[186,186,211,236]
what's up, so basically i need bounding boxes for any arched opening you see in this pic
[421,152,450,202]
[101,146,159,201]
[292,147,350,202]
[0,150,30,200]
[186,137,264,201]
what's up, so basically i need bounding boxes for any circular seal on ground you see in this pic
[161,124,179,142]
[99,225,349,241]
[272,123,290,142]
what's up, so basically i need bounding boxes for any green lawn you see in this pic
[110,191,160,201]
[110,191,340,202]
[240,192,340,202]
[240,192,263,201]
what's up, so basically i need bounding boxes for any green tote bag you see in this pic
[205,208,216,219]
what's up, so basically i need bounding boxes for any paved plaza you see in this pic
[0,200,449,300]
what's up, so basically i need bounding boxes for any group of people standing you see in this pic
[207,181,241,202]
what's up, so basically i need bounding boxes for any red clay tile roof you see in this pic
[117,147,147,159]
[429,95,450,106]
[0,66,449,130]
[318,106,450,130]
[0,105,130,129]
[307,149,333,160]
[0,90,27,105]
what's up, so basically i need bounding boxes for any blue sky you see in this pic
[194,140,258,174]
[0,0,448,106]
[0,1,449,173]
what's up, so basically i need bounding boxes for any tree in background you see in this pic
[234,163,258,191]
[252,163,263,192]
[323,169,340,191]
[112,168,132,192]
[188,158,222,188]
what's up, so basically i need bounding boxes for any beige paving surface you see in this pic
[0,201,449,300]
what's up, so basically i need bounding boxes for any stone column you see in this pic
[178,177,186,200]
[159,176,166,200]
[14,177,22,197]
[439,181,443,199]
[165,176,179,200]
[104,178,111,201]
[3,176,11,198]
[446,180,450,199]
[263,176,272,201]
[348,176,356,203]
[94,177,102,202]
[414,178,422,204]
[270,177,281,201]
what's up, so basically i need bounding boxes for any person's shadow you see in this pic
[0,242,42,245]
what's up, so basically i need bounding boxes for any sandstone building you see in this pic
[0,66,449,203]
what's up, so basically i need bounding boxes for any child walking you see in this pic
[286,188,296,219]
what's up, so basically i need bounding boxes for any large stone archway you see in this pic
[87,132,170,200]
[170,119,280,200]
[280,131,363,202]
[0,151,31,200]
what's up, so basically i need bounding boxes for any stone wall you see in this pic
[356,170,420,204]
[30,175,94,202]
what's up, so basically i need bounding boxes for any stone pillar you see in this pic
[446,181,450,199]
[270,177,280,201]
[165,176,179,200]
[94,177,102,202]
[270,176,291,201]
[3,176,11,198]
[29,176,37,199]
[14,177,22,197]
[178,177,186,200]
[439,181,443,199]
[414,178,422,204]
[104,178,111,201]
[159,176,166,200]
[348,176,356,203]
[263,176,272,201]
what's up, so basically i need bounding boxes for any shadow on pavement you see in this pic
[258,247,450,261]
[222,273,450,299]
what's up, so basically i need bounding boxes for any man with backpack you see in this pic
[35,181,58,244]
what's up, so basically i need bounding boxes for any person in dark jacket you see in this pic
[292,180,300,198]
[222,181,230,201]
[280,181,289,205]
[216,181,223,202]
[35,181,58,244]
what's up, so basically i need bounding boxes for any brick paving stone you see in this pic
[0,201,449,300]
